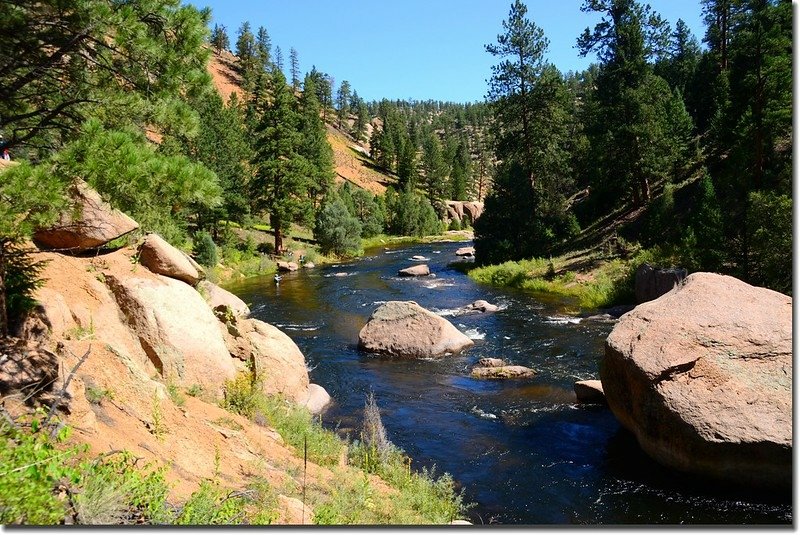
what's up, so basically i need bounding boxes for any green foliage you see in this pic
[448,219,462,231]
[193,231,219,267]
[221,371,343,467]
[385,187,441,237]
[746,191,791,295]
[174,480,248,525]
[53,121,221,243]
[314,198,363,257]
[2,0,212,156]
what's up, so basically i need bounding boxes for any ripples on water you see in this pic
[225,241,791,525]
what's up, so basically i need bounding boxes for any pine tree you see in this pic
[299,74,335,206]
[336,80,352,129]
[255,26,272,71]
[274,45,284,72]
[289,47,300,91]
[236,22,258,90]
[352,98,369,143]
[210,24,230,52]
[421,131,447,202]
[250,70,313,254]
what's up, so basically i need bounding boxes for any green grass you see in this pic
[361,231,473,252]
[468,253,640,310]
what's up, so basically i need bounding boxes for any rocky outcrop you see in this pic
[33,180,139,251]
[358,301,474,358]
[602,272,792,489]
[107,274,237,394]
[455,247,475,257]
[398,264,430,277]
[139,233,204,285]
[470,358,535,379]
[277,261,299,272]
[462,201,483,224]
[197,280,250,317]
[574,380,606,404]
[634,263,687,304]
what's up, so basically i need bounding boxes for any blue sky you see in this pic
[192,0,707,103]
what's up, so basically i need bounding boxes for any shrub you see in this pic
[193,231,218,267]
[314,198,362,257]
[448,219,462,231]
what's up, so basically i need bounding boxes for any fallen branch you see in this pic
[43,346,91,432]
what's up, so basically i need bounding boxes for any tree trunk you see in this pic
[0,240,8,338]
[273,219,283,255]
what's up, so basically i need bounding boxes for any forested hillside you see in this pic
[475,0,791,296]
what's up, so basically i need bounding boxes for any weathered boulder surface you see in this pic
[277,261,299,272]
[303,383,332,415]
[398,264,430,277]
[197,280,250,317]
[107,274,237,394]
[477,357,505,368]
[455,247,475,257]
[634,262,687,304]
[358,301,474,358]
[139,233,204,285]
[225,318,310,404]
[574,379,606,404]
[33,180,139,251]
[602,272,792,489]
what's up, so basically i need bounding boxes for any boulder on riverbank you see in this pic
[455,246,475,257]
[398,264,430,277]
[139,233,204,285]
[470,358,535,379]
[33,180,139,251]
[602,272,792,489]
[197,280,250,318]
[358,301,474,358]
[277,261,299,272]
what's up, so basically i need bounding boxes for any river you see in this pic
[224,240,791,525]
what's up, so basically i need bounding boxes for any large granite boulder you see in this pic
[106,274,236,394]
[358,301,474,358]
[197,280,250,317]
[634,263,687,304]
[574,380,606,404]
[398,264,430,277]
[33,180,139,251]
[455,247,475,257]
[277,261,299,272]
[139,233,204,285]
[602,273,792,489]
[225,318,310,405]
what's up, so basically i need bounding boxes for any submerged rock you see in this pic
[398,264,430,277]
[358,301,473,358]
[471,365,535,379]
[603,272,792,489]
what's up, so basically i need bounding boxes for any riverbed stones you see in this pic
[464,300,499,313]
[398,264,430,277]
[358,301,474,358]
[33,180,139,251]
[574,380,606,404]
[455,246,475,257]
[139,233,204,285]
[602,272,792,489]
